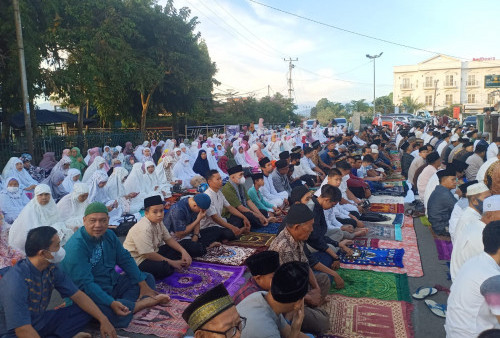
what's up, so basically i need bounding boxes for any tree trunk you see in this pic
[77,103,84,149]
[140,86,157,134]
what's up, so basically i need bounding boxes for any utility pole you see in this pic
[432,79,439,116]
[268,84,270,97]
[13,0,34,155]
[366,52,383,115]
[284,57,298,100]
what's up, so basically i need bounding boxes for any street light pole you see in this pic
[366,52,383,115]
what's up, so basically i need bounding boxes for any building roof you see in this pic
[10,109,93,129]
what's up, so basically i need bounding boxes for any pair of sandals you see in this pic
[412,286,446,318]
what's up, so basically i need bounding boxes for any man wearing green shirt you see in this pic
[61,202,170,328]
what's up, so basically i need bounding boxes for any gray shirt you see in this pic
[237,291,287,338]
[271,169,291,196]
[428,185,457,233]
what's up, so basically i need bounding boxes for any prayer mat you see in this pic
[435,239,453,261]
[393,213,404,226]
[419,215,431,227]
[194,245,258,266]
[157,261,245,302]
[330,269,412,302]
[352,238,379,248]
[373,213,397,225]
[344,225,423,277]
[320,295,414,338]
[123,300,189,338]
[253,222,281,234]
[385,172,405,181]
[339,246,405,268]
[383,180,404,187]
[403,215,414,228]
[226,232,276,248]
[369,195,405,204]
[370,203,404,214]
[372,186,405,197]
[363,223,397,241]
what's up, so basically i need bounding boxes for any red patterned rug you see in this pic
[370,203,405,214]
[123,300,189,337]
[320,294,414,338]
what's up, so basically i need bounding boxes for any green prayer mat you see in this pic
[330,269,411,302]
[420,215,431,227]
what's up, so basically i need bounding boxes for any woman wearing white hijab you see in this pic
[172,154,198,189]
[189,141,200,163]
[206,148,228,180]
[82,156,107,183]
[87,170,122,225]
[0,177,30,225]
[156,155,176,186]
[134,141,149,162]
[107,167,143,215]
[143,161,168,198]
[2,157,37,191]
[8,184,74,252]
[62,168,81,193]
[56,182,89,231]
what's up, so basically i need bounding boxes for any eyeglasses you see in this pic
[198,316,246,338]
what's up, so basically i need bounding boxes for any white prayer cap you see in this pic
[370,144,378,150]
[450,134,459,142]
[484,195,500,212]
[371,149,379,154]
[354,130,359,133]
[467,183,489,196]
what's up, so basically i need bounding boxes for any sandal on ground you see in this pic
[424,299,447,318]
[412,286,438,300]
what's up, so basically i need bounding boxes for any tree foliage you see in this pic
[401,95,425,114]
[374,93,395,114]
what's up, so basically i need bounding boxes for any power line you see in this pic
[247,0,467,60]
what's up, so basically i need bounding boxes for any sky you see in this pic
[152,0,500,114]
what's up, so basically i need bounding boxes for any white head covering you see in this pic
[172,154,197,188]
[206,147,228,179]
[87,170,110,203]
[8,184,66,251]
[106,167,129,200]
[82,156,106,183]
[3,157,37,189]
[62,169,81,193]
[0,177,30,224]
[123,163,145,195]
[56,182,89,226]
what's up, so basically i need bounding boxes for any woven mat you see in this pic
[194,245,258,266]
[363,223,397,241]
[226,232,276,248]
[123,300,189,337]
[156,261,245,302]
[341,218,424,277]
[369,195,405,204]
[340,246,404,268]
[330,269,412,302]
[352,238,379,248]
[319,294,414,338]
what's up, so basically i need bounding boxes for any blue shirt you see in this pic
[164,198,197,233]
[319,150,333,166]
[0,259,78,335]
[61,227,146,307]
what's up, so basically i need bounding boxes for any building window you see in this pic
[467,74,477,86]
[425,95,433,106]
[468,93,476,103]
[488,93,495,104]
[445,94,453,105]
[402,78,410,89]
[445,75,454,86]
[425,77,433,88]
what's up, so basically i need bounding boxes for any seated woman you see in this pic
[172,154,200,189]
[106,167,143,216]
[87,171,123,225]
[82,156,107,183]
[192,150,210,178]
[8,184,74,252]
[143,161,170,198]
[234,146,253,177]
[56,182,90,231]
[2,157,37,192]
[62,168,81,193]
[207,147,229,180]
[69,147,87,173]
[0,177,30,225]
[20,153,46,182]
[123,163,149,211]
[155,156,176,190]
[41,170,67,202]
[38,152,58,174]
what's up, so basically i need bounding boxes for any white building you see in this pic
[393,55,500,115]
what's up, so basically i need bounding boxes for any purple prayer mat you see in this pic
[156,261,246,302]
[435,239,453,261]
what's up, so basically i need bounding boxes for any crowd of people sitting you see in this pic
[0,117,499,337]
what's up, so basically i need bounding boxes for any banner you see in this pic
[226,125,240,137]
[485,75,500,88]
[453,106,460,119]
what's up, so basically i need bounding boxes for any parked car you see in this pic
[372,116,406,129]
[462,115,477,128]
[332,118,348,130]
[304,119,317,129]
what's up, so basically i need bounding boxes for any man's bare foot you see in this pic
[134,294,170,313]
[268,217,277,223]
[208,241,221,248]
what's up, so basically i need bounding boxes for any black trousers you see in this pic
[290,180,304,189]
[337,217,357,228]
[138,244,182,280]
[228,211,264,230]
[300,175,317,187]
[259,209,269,218]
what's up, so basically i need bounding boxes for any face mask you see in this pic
[46,247,66,264]
[239,177,246,185]
[306,199,315,211]
[7,186,19,193]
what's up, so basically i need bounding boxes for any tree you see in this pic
[374,93,395,114]
[345,99,370,113]
[401,95,425,114]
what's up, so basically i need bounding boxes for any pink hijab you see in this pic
[242,143,259,169]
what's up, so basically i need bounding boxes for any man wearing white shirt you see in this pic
[451,195,500,281]
[352,130,366,147]
[477,151,500,183]
[446,220,500,338]
[487,142,500,160]
[259,157,287,207]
